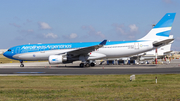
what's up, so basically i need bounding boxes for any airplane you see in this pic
[3,13,176,67]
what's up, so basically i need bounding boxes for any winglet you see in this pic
[99,40,107,45]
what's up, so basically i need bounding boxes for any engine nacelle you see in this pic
[49,55,67,64]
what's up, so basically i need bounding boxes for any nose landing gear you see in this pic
[20,61,24,67]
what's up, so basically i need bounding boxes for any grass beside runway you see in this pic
[0,54,47,64]
[0,54,19,63]
[0,74,180,100]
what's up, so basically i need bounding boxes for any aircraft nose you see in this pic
[3,51,11,58]
[3,51,7,57]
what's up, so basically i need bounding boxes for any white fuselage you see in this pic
[12,41,154,61]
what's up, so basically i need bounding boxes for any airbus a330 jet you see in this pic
[3,13,176,67]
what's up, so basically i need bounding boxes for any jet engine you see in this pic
[49,55,67,64]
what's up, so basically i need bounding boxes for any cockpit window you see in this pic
[8,49,11,51]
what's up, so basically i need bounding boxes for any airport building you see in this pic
[0,49,7,54]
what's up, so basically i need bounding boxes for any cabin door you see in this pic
[40,46,45,53]
[15,47,20,54]
[134,43,139,49]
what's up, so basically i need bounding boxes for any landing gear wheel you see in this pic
[79,63,85,67]
[20,64,24,67]
[90,63,95,67]
[20,61,24,67]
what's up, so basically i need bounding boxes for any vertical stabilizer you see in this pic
[139,13,176,41]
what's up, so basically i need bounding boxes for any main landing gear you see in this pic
[20,61,24,67]
[79,62,96,67]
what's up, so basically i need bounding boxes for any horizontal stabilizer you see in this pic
[164,51,172,54]
[153,39,174,47]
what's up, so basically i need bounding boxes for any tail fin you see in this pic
[139,13,176,40]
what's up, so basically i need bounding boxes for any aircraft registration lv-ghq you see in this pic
[3,13,176,67]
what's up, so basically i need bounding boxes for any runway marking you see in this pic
[15,72,45,74]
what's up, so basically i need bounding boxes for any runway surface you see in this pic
[0,60,180,75]
[0,65,180,75]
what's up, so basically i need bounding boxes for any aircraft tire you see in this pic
[20,64,24,67]
[90,63,95,67]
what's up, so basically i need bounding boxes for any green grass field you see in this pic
[0,74,180,101]
[0,54,19,63]
[0,54,46,64]
[1,54,180,100]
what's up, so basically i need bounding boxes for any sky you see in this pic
[0,0,180,50]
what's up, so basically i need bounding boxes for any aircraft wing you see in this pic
[153,39,174,47]
[61,40,107,56]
